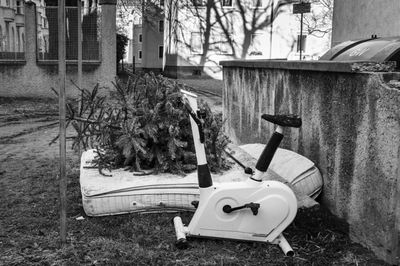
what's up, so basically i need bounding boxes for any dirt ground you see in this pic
[0,93,390,265]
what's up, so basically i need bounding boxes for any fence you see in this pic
[0,3,26,61]
[37,6,101,61]
[0,1,116,98]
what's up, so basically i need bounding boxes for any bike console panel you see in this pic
[261,114,302,128]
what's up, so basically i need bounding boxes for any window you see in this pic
[16,27,20,52]
[37,5,100,61]
[11,26,14,52]
[16,0,23,14]
[21,33,24,52]
[297,34,307,52]
[138,50,142,59]
[139,34,142,43]
[5,22,10,51]
[158,45,163,58]
[190,32,203,54]
[44,38,47,53]
[38,37,44,53]
[222,0,232,7]
[159,20,164,32]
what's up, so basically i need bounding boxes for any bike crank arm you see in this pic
[223,202,260,215]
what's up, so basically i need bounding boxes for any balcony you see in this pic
[3,7,16,21]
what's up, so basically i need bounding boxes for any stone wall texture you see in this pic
[221,60,400,265]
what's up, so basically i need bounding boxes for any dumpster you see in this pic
[320,36,400,70]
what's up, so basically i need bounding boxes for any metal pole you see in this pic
[299,12,303,60]
[269,0,274,59]
[78,0,82,91]
[77,0,83,156]
[58,0,67,247]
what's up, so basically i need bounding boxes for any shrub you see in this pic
[67,72,230,175]
[116,33,129,72]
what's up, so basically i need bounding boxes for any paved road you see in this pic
[0,77,224,169]
[176,79,223,97]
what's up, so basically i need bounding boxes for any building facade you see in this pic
[132,0,331,79]
[0,0,26,57]
[131,0,164,73]
[0,0,48,59]
[332,0,400,47]
[0,0,117,97]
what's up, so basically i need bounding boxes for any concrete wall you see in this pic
[332,0,400,47]
[221,60,400,265]
[0,0,116,98]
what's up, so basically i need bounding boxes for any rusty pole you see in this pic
[78,0,82,101]
[299,12,303,60]
[58,0,67,247]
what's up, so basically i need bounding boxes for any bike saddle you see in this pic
[261,114,302,128]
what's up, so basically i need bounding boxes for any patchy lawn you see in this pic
[0,96,389,265]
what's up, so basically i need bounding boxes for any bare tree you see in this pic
[168,0,296,64]
[301,0,333,37]
[118,0,164,31]
[116,0,135,34]
[129,0,329,75]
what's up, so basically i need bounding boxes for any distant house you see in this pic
[131,0,164,73]
[0,0,46,59]
[0,0,117,97]
[131,0,331,79]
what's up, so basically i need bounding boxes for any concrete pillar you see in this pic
[99,0,116,82]
[24,1,37,66]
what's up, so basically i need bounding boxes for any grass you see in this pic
[0,95,389,266]
[0,152,388,265]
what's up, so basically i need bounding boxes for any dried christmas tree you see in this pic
[65,72,230,175]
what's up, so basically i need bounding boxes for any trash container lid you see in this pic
[320,37,400,69]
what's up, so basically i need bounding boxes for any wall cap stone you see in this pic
[220,59,400,73]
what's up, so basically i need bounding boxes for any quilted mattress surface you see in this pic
[80,144,322,216]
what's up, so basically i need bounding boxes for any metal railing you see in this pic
[37,6,101,61]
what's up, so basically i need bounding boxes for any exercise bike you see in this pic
[173,90,302,256]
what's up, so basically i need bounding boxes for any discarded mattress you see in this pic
[80,145,323,216]
[241,144,323,199]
